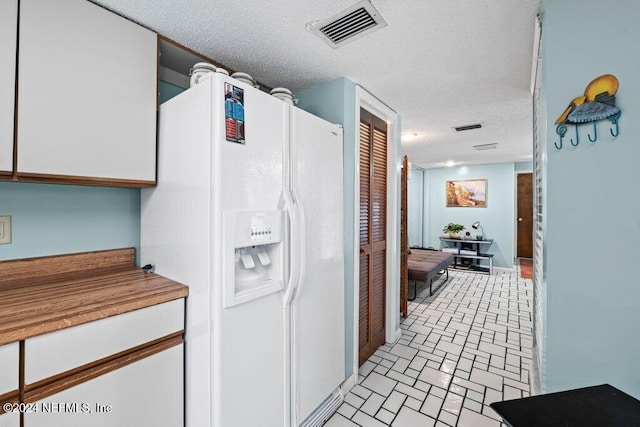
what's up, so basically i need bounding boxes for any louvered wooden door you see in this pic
[400,155,408,318]
[359,108,387,365]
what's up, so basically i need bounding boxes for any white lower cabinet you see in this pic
[0,342,18,427]
[24,343,183,427]
[0,342,18,396]
[0,412,19,427]
[20,300,185,427]
[0,343,20,427]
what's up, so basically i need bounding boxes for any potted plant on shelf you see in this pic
[443,223,465,238]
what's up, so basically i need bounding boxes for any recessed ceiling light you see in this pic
[444,160,456,167]
[401,132,418,142]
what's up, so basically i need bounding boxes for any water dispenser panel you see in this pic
[223,210,284,308]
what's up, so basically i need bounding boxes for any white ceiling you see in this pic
[94,0,541,169]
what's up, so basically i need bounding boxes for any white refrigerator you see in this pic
[141,73,345,427]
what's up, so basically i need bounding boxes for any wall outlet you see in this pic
[0,216,11,244]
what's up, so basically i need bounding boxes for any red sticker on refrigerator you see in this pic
[225,83,245,144]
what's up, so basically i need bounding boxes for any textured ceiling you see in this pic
[94,0,542,169]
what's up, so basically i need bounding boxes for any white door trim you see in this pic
[353,85,401,377]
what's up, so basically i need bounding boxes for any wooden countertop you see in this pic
[0,248,188,346]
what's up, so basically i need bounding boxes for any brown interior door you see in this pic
[359,108,387,365]
[517,173,533,258]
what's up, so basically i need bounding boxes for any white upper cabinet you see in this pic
[17,0,157,186]
[0,0,17,176]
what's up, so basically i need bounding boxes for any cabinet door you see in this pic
[17,0,157,185]
[0,343,18,427]
[0,412,19,427]
[0,342,18,396]
[0,0,17,176]
[24,344,183,427]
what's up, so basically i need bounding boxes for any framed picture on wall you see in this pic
[446,179,487,207]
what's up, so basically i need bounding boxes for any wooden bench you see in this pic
[407,249,454,300]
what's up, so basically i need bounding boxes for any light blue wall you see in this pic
[515,161,533,173]
[424,163,515,268]
[296,77,357,378]
[408,165,425,248]
[542,0,640,397]
[159,80,186,104]
[0,182,140,262]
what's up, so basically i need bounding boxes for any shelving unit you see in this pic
[439,237,494,275]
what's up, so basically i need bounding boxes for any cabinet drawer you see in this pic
[25,299,184,385]
[0,342,18,395]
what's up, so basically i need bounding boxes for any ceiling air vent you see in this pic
[454,123,482,132]
[473,143,498,151]
[309,0,387,48]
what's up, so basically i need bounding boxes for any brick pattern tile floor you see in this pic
[327,268,534,427]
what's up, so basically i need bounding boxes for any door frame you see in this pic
[352,85,400,377]
[514,169,534,262]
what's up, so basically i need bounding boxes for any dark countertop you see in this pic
[490,384,640,427]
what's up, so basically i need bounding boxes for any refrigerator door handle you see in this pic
[292,193,306,303]
[282,189,300,308]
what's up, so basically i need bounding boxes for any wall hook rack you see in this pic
[554,112,621,149]
[553,74,622,150]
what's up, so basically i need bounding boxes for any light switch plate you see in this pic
[0,216,11,244]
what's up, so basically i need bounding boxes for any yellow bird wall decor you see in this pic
[554,74,621,149]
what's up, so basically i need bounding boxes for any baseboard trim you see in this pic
[342,373,358,393]
[387,328,402,344]
[531,344,543,395]
[493,267,516,273]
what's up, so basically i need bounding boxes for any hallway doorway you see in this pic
[517,173,533,258]
[358,107,388,365]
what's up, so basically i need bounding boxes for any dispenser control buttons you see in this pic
[250,226,273,240]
